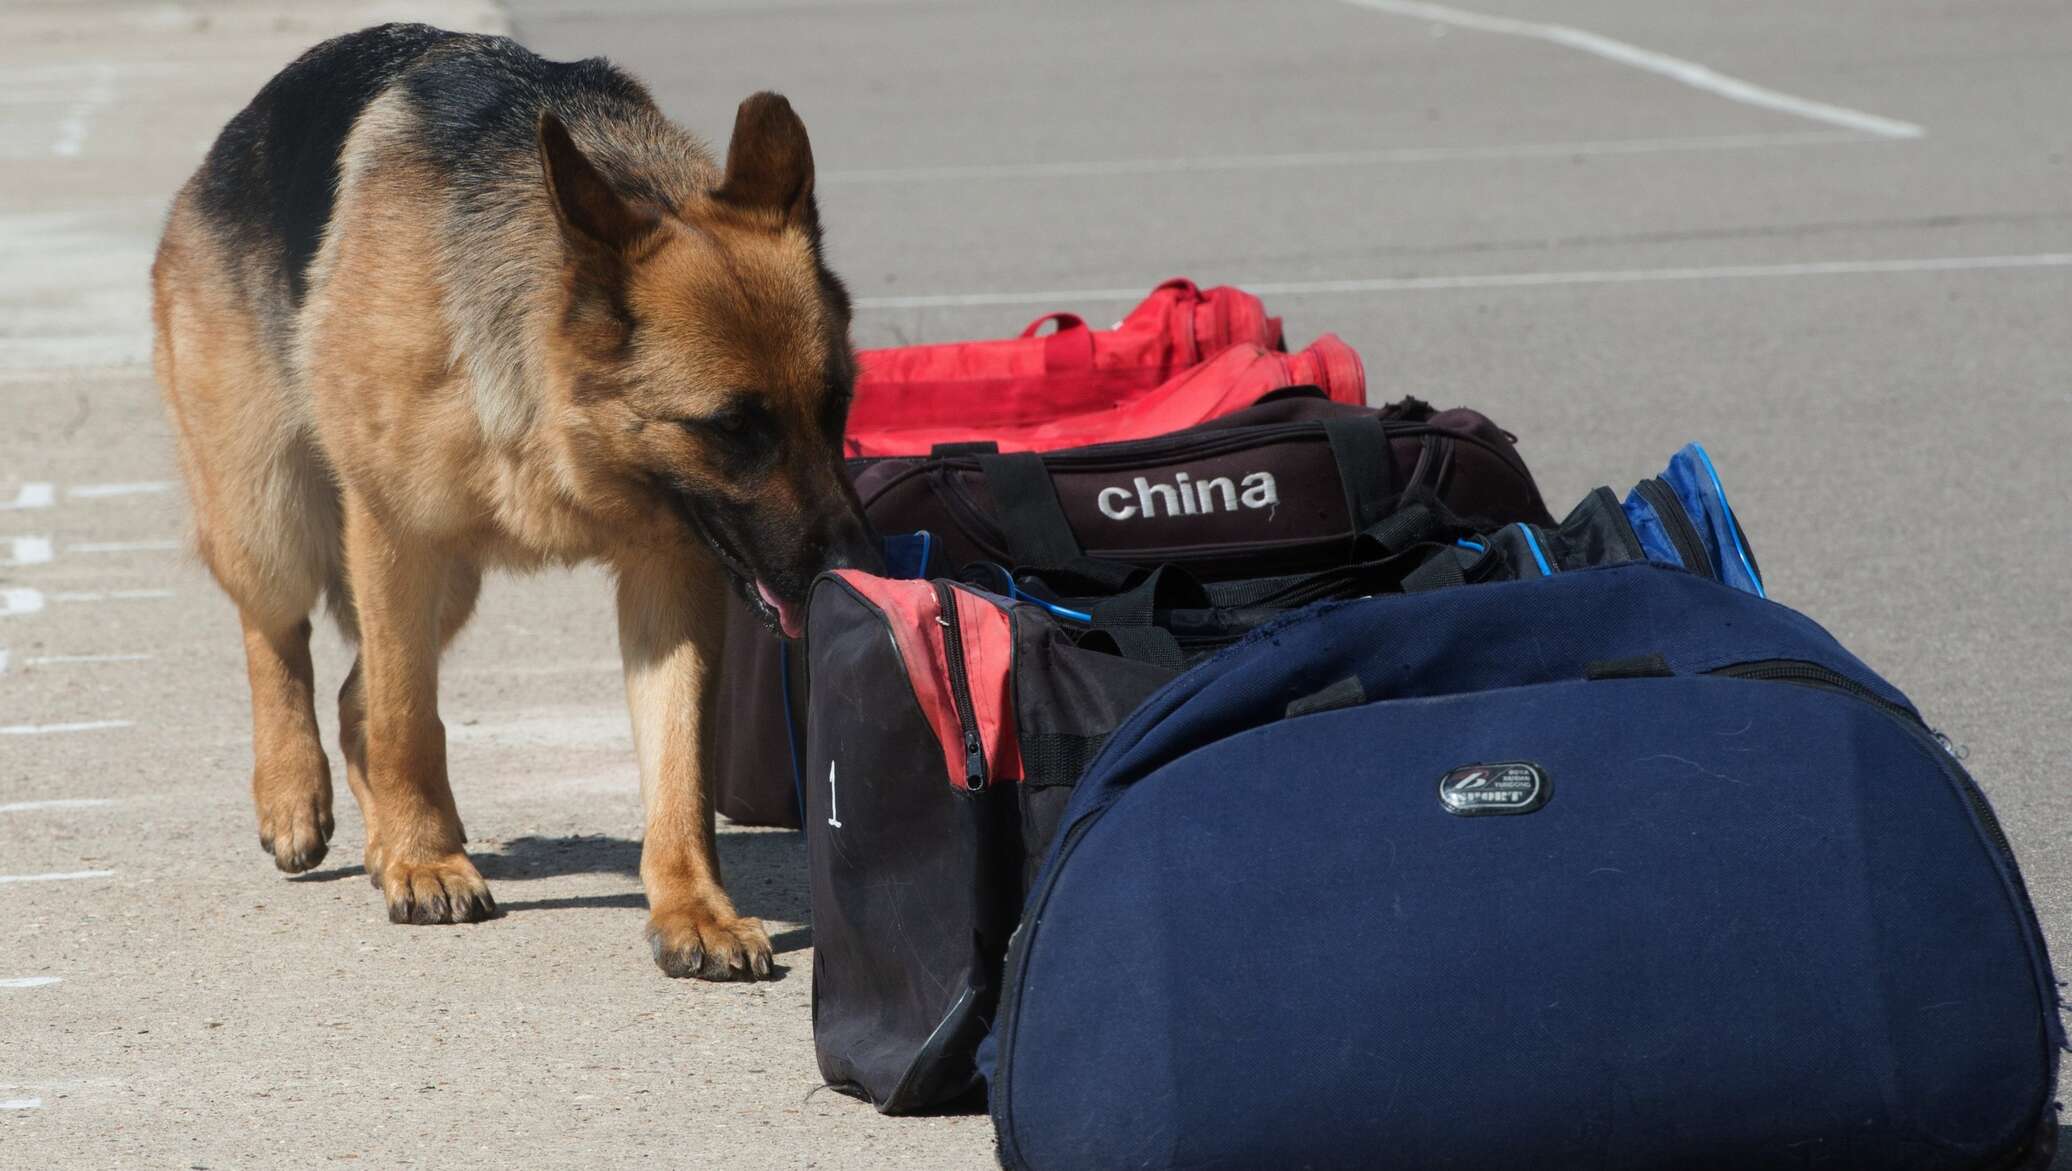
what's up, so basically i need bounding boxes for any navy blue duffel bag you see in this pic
[987,563,2063,1170]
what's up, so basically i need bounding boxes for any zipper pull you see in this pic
[1932,730,1969,761]
[964,732,987,789]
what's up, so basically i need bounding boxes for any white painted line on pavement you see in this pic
[51,589,175,603]
[49,63,116,158]
[0,869,117,884]
[0,977,62,988]
[0,799,117,814]
[0,335,151,371]
[4,536,54,566]
[23,653,154,666]
[857,252,2072,310]
[1339,0,1924,139]
[1,587,45,617]
[449,713,631,748]
[0,721,132,736]
[447,660,621,678]
[823,130,1872,184]
[0,483,55,510]
[67,540,180,554]
[67,482,172,499]
[0,1097,43,1110]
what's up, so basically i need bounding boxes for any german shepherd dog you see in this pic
[151,24,877,979]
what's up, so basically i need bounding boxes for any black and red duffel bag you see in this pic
[801,499,1583,1114]
[715,392,1554,827]
[801,570,1187,1113]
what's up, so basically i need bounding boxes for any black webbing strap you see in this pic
[1402,547,1468,592]
[1358,500,1445,556]
[1089,564,1207,630]
[1023,557,1141,598]
[1021,731,1113,788]
[1200,570,1319,608]
[1078,625,1186,672]
[1072,564,1202,672]
[1284,675,1367,719]
[976,452,1084,567]
[1322,416,1398,537]
[1584,653,1673,680]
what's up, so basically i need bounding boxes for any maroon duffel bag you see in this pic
[713,390,1554,827]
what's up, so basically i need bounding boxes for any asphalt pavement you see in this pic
[3,0,2068,1166]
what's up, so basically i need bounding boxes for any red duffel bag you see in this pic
[847,335,1365,458]
[843,278,1301,456]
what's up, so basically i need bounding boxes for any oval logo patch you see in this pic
[1438,762,1550,816]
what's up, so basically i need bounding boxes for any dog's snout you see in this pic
[823,519,885,576]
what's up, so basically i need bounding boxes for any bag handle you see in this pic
[1322,415,1399,539]
[1076,565,1202,671]
[1018,312,1095,374]
[977,451,1085,566]
[1088,563,1210,630]
[1251,384,1329,406]
[1076,624,1185,671]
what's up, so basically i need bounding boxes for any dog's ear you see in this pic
[713,92,817,231]
[539,112,656,252]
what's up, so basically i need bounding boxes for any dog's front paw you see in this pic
[647,906,773,981]
[377,853,498,924]
[254,771,334,874]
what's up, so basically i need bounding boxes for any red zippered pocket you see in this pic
[835,572,1023,792]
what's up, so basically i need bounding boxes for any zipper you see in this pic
[989,804,1103,1167]
[1406,434,1437,493]
[1635,477,1711,577]
[947,420,1443,474]
[932,581,989,790]
[1711,659,2012,858]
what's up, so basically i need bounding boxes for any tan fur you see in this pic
[155,59,867,980]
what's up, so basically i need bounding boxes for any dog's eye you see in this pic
[678,407,754,437]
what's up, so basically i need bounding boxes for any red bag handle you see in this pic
[1018,311,1095,374]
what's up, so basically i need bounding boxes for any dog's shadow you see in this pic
[290,829,812,952]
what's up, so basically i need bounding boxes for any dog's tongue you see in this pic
[756,581,804,639]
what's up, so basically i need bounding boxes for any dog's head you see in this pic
[536,93,878,638]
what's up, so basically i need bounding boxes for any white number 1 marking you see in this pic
[826,761,843,829]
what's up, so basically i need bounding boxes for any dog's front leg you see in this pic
[616,546,774,980]
[341,488,495,924]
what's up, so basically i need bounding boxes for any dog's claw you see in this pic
[256,788,334,874]
[379,855,498,925]
[647,910,774,981]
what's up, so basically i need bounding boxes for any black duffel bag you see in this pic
[716,392,1554,827]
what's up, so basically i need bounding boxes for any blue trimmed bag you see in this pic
[987,561,2062,1170]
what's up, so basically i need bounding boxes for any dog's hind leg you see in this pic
[237,615,335,872]
[152,196,340,874]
